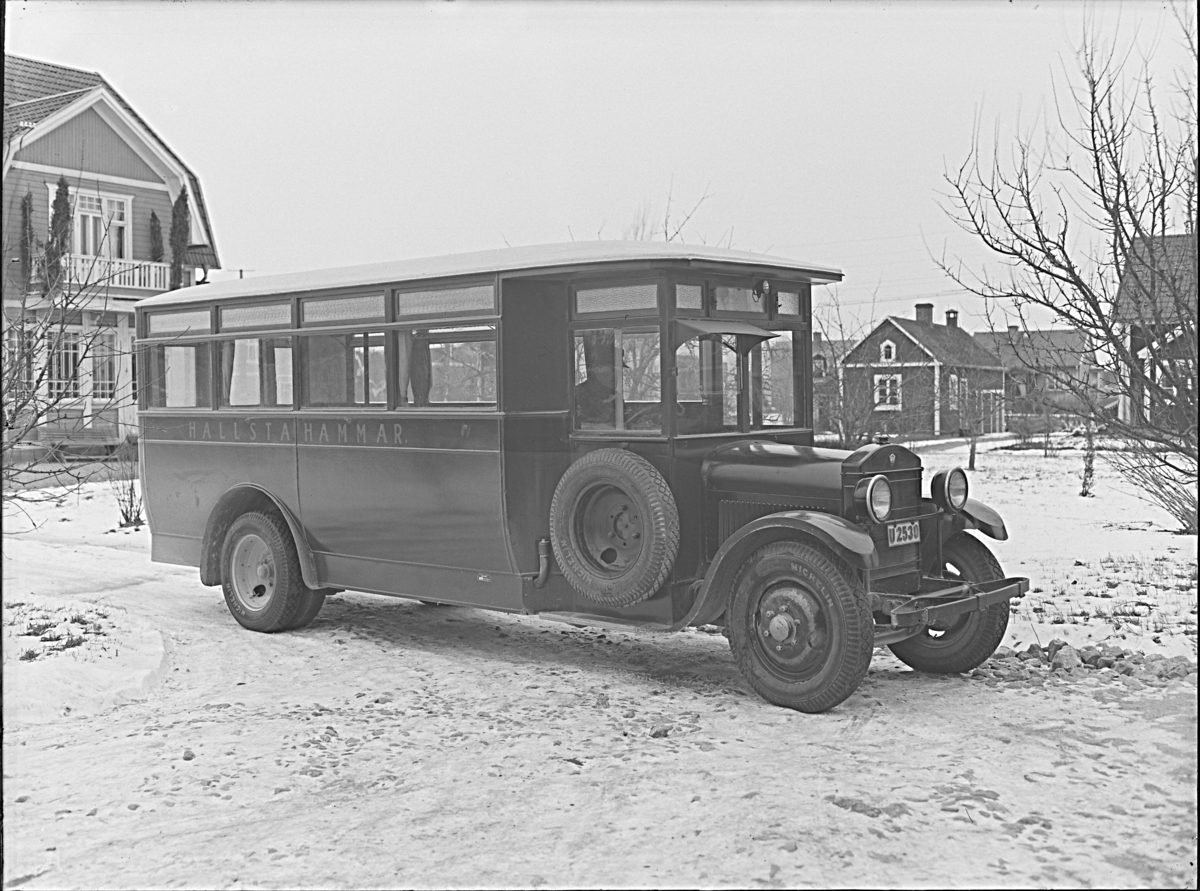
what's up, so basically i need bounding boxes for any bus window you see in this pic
[674,329,798,433]
[675,334,737,433]
[574,328,662,432]
[144,343,212,408]
[219,337,293,408]
[756,330,797,427]
[396,326,496,407]
[301,332,386,408]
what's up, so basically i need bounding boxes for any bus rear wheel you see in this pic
[221,511,324,632]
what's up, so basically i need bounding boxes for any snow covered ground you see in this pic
[2,443,1196,888]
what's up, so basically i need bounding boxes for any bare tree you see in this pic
[621,180,716,245]
[940,9,1197,531]
[812,288,878,449]
[3,179,138,513]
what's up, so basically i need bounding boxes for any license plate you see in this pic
[887,521,920,547]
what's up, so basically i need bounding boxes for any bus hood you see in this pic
[701,440,850,512]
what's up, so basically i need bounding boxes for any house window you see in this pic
[48,331,82,399]
[814,355,827,379]
[92,332,118,401]
[73,193,128,260]
[874,373,901,411]
[3,326,35,400]
[948,373,959,410]
[880,340,895,363]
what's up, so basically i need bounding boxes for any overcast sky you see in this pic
[4,0,1190,332]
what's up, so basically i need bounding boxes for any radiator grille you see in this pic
[718,499,814,544]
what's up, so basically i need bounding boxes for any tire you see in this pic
[550,448,679,607]
[888,532,1010,673]
[283,590,326,630]
[727,540,874,713]
[221,511,323,632]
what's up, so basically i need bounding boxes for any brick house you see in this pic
[1112,233,1196,430]
[973,326,1115,428]
[3,54,220,449]
[811,330,855,435]
[842,304,1006,439]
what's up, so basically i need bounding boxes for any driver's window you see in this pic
[676,334,740,434]
[573,328,662,432]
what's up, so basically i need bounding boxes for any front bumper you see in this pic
[886,575,1030,628]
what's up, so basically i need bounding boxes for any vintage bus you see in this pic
[136,242,1027,713]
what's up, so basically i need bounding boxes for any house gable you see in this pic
[15,106,162,183]
[843,318,934,367]
[4,56,220,269]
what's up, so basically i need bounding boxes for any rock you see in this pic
[1097,655,1116,669]
[1051,646,1083,672]
[649,725,670,739]
[1116,661,1136,676]
[1023,643,1044,660]
[994,646,1016,659]
[1079,646,1101,667]
[182,749,195,761]
[1018,651,1040,663]
[1047,639,1069,661]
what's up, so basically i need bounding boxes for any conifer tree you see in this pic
[44,176,72,295]
[169,186,190,290]
[149,210,164,263]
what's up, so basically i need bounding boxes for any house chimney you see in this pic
[915,303,933,325]
[945,309,959,328]
[812,331,822,344]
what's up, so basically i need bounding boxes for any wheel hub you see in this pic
[230,534,276,612]
[756,585,825,662]
[576,484,644,575]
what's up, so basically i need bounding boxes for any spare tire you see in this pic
[550,448,679,607]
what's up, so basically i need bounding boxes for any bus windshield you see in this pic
[674,329,799,434]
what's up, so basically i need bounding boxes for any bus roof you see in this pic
[137,241,843,308]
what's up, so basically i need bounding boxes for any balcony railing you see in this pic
[66,255,172,292]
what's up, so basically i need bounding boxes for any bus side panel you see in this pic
[141,417,300,568]
[296,415,513,598]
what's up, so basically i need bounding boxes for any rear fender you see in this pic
[199,485,321,589]
[677,511,878,629]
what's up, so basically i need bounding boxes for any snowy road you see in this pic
[4,449,1198,889]
[4,539,1196,888]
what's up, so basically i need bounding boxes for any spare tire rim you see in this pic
[230,533,275,613]
[572,481,645,578]
[751,580,832,682]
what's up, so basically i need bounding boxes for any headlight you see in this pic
[855,474,892,523]
[931,467,969,512]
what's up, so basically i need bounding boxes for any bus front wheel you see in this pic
[221,511,324,632]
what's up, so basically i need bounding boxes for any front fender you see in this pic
[673,511,878,630]
[961,498,1007,540]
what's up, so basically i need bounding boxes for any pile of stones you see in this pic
[970,638,1197,687]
